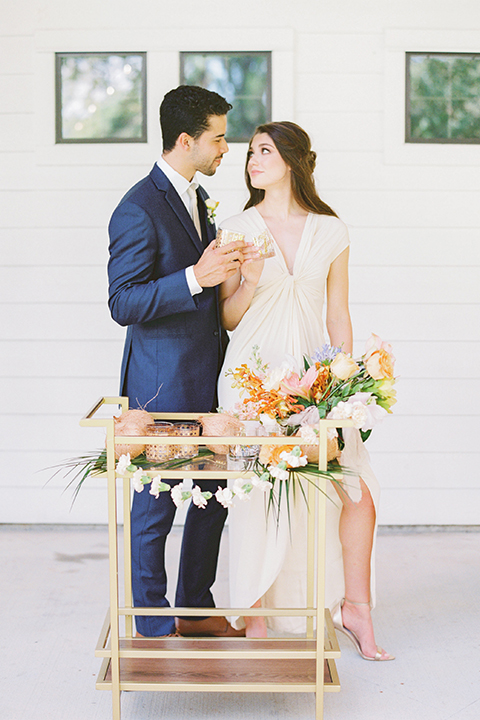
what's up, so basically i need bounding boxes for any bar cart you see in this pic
[81,396,352,720]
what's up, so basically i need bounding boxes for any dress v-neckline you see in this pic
[252,206,311,276]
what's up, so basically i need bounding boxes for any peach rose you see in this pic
[330,352,360,380]
[364,333,394,360]
[259,444,295,466]
[365,349,395,380]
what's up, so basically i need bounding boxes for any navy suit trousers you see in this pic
[131,478,228,636]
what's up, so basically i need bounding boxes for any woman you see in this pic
[217,122,393,661]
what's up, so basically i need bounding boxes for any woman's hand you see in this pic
[240,243,264,287]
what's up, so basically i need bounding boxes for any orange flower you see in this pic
[365,349,395,380]
[230,364,303,419]
[311,365,330,401]
[259,444,295,466]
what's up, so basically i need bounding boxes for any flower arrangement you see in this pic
[226,334,396,442]
[205,198,219,224]
[219,334,397,516]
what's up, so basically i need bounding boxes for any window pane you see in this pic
[56,53,147,143]
[181,52,271,142]
[407,53,480,143]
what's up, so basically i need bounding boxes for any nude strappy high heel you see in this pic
[332,598,395,661]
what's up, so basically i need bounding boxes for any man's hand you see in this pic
[193,240,245,287]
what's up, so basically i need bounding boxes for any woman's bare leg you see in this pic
[245,598,268,638]
[335,477,391,659]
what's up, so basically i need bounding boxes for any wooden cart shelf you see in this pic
[81,396,352,719]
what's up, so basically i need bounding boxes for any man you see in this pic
[108,85,244,637]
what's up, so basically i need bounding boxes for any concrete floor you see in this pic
[1,524,479,720]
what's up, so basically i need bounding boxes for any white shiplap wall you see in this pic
[1,0,479,524]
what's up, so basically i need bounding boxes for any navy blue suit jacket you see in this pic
[108,164,227,413]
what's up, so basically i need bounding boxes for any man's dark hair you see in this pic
[160,85,232,152]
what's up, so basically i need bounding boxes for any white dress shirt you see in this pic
[157,155,203,296]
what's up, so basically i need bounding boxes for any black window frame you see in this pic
[180,50,272,143]
[55,51,148,144]
[405,51,480,145]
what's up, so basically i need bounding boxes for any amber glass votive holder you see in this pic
[145,422,176,462]
[175,422,200,459]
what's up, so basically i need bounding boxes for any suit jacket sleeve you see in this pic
[108,200,199,327]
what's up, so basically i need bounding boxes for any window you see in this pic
[406,52,480,144]
[180,52,271,142]
[55,52,147,143]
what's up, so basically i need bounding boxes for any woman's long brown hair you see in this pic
[244,121,338,218]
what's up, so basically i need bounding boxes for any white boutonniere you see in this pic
[205,198,219,225]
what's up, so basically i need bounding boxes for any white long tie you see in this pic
[187,184,202,238]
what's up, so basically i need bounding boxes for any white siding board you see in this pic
[380,378,479,417]
[328,191,480,228]
[3,414,107,452]
[350,304,479,342]
[366,416,476,454]
[349,266,480,304]
[0,35,34,74]
[0,303,122,340]
[315,153,480,191]
[365,341,480,379]
[297,33,384,74]
[368,452,480,490]
[298,111,383,151]
[0,266,108,303]
[21,191,117,228]
[298,73,383,113]
[379,489,480,526]
[0,340,123,376]
[0,74,33,113]
[0,229,109,266]
[4,378,122,414]
[0,153,37,189]
[349,229,480,266]
[0,114,34,152]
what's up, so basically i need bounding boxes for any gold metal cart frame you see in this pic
[81,396,352,720]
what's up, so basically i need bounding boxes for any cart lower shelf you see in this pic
[96,637,340,693]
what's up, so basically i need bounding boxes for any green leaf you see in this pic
[360,429,372,443]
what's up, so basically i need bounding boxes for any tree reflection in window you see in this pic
[181,52,271,142]
[56,53,147,143]
[406,53,480,144]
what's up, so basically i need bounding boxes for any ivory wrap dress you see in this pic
[217,207,380,633]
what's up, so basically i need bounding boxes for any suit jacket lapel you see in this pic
[197,189,216,248]
[150,165,204,255]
